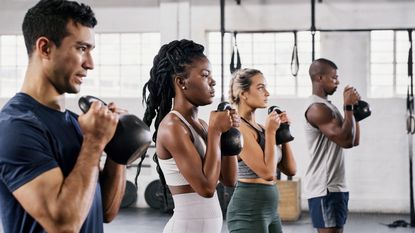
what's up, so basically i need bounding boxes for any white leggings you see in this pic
[163,192,223,233]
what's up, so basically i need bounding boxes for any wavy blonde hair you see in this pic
[228,68,262,105]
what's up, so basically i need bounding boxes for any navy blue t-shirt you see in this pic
[0,93,103,233]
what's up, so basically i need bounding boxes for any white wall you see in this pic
[0,0,414,213]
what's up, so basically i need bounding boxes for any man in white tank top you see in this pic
[304,58,361,233]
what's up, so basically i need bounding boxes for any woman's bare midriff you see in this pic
[238,177,276,185]
[168,184,195,195]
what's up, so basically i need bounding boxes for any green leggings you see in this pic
[226,181,282,233]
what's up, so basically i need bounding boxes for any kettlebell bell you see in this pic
[268,106,294,145]
[217,102,243,155]
[78,95,152,165]
[353,100,371,122]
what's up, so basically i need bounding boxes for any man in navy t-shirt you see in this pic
[0,1,126,232]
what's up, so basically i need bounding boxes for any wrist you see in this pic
[343,104,354,111]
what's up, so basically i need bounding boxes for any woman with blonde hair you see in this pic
[226,68,297,233]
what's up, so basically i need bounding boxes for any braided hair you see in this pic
[142,39,206,141]
[142,39,206,212]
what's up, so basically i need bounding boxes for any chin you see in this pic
[67,87,81,94]
[200,98,213,106]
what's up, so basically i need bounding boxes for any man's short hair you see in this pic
[22,0,97,56]
[309,58,338,80]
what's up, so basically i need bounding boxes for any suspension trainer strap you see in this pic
[291,31,300,77]
[230,31,242,73]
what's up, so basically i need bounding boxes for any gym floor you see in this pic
[0,207,414,232]
[103,209,415,233]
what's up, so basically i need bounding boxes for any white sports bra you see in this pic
[158,110,207,186]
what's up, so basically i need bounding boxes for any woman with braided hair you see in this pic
[142,39,239,233]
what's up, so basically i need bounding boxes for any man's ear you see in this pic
[36,37,52,59]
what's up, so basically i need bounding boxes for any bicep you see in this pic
[13,168,63,224]
[0,119,62,221]
[307,104,342,142]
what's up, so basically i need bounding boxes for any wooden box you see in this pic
[276,178,301,221]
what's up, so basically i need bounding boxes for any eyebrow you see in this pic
[201,69,211,74]
[76,41,95,49]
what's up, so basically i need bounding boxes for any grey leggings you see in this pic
[226,181,282,233]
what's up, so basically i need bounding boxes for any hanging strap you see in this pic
[230,31,242,74]
[407,30,415,134]
[291,31,300,77]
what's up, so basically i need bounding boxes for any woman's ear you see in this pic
[175,76,186,90]
[240,91,247,101]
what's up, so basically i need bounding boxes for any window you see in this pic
[78,32,160,98]
[207,31,320,99]
[370,30,413,98]
[0,35,27,98]
[0,33,160,98]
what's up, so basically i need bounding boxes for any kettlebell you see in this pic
[217,102,243,155]
[268,106,294,145]
[353,100,371,122]
[78,95,152,165]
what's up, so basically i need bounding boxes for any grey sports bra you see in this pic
[238,117,281,179]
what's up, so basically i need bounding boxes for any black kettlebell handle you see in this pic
[217,102,232,112]
[268,105,283,115]
[79,95,107,113]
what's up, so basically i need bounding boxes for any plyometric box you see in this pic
[276,178,301,221]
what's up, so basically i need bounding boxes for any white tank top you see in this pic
[158,110,206,186]
[304,95,348,199]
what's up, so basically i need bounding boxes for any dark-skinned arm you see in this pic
[158,111,233,198]
[219,155,238,187]
[354,121,360,146]
[100,157,126,223]
[278,143,296,177]
[306,103,356,148]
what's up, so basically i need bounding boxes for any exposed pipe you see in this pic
[311,0,316,61]
[220,0,225,102]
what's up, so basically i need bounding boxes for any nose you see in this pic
[83,52,94,70]
[265,88,270,96]
[210,77,216,86]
